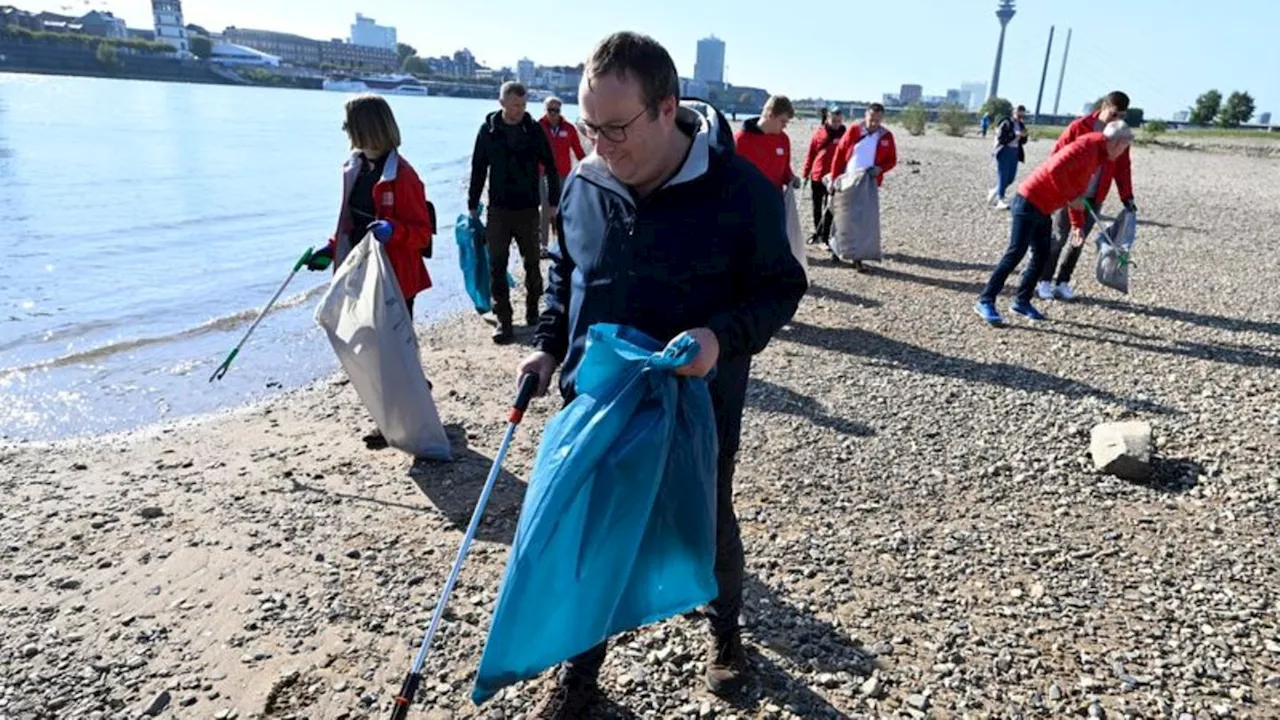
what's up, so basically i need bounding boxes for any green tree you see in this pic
[396,42,417,66]
[980,96,1014,122]
[1218,91,1255,128]
[95,42,121,71]
[938,104,972,137]
[401,55,431,75]
[1143,119,1167,136]
[1189,89,1221,126]
[189,34,213,60]
[901,104,927,136]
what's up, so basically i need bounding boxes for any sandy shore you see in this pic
[2,122,1279,719]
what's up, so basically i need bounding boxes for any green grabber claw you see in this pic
[209,246,314,382]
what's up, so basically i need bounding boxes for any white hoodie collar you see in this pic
[575,105,718,205]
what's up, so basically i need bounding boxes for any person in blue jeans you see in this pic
[975,121,1133,325]
[986,105,1027,209]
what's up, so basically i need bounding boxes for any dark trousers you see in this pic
[562,443,745,681]
[994,146,1020,199]
[979,194,1053,304]
[486,207,542,325]
[810,181,834,241]
[1041,196,1097,284]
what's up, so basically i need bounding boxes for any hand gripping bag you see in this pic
[1094,206,1138,294]
[471,324,719,703]
[314,233,451,460]
[456,206,518,315]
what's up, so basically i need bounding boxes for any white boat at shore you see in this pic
[323,75,430,97]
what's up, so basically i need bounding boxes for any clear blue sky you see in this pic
[90,0,1277,120]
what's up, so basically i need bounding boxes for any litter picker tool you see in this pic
[209,246,316,382]
[390,372,541,720]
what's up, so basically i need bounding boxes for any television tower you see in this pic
[988,0,1016,99]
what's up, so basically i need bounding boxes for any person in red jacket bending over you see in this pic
[974,121,1134,325]
[825,102,897,270]
[305,93,436,447]
[734,95,797,189]
[538,96,586,256]
[1038,90,1137,301]
[801,106,846,244]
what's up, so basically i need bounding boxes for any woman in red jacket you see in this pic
[308,94,435,317]
[308,94,436,449]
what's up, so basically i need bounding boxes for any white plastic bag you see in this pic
[830,170,882,263]
[314,234,452,460]
[782,184,809,280]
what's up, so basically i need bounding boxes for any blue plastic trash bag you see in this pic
[472,323,719,704]
[455,205,517,315]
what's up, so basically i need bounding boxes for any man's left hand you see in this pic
[789,176,802,190]
[369,220,394,243]
[1124,199,1138,213]
[867,166,881,176]
[672,328,720,378]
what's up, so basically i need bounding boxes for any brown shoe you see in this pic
[530,671,599,719]
[705,630,748,696]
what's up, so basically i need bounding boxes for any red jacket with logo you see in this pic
[329,149,434,301]
[733,117,793,188]
[538,115,586,179]
[1053,112,1133,206]
[801,123,846,181]
[829,123,897,187]
[1020,132,1109,228]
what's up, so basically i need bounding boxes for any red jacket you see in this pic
[733,117,793,189]
[1020,132,1109,228]
[801,123,845,181]
[829,123,897,187]
[1053,112,1133,206]
[538,116,586,179]
[329,149,434,301]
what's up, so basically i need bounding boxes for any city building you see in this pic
[152,0,190,56]
[1082,101,1094,115]
[1259,111,1272,126]
[76,10,127,39]
[349,13,395,51]
[534,64,583,91]
[517,57,534,85]
[1172,110,1190,122]
[694,35,724,84]
[945,89,971,107]
[899,84,923,106]
[961,81,987,110]
[0,6,43,32]
[882,93,900,107]
[222,26,397,70]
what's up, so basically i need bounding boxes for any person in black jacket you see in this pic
[468,81,561,344]
[515,32,808,719]
[987,104,1029,210]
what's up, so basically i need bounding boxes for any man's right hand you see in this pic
[516,351,557,398]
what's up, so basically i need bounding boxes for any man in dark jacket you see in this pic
[515,31,808,719]
[469,81,561,343]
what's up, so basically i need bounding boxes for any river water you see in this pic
[0,74,572,442]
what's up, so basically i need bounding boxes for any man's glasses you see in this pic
[547,106,562,114]
[578,107,648,143]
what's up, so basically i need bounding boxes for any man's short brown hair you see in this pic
[764,95,795,119]
[867,102,886,114]
[344,94,401,155]
[584,31,680,117]
[500,81,527,101]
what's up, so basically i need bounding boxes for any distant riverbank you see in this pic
[0,39,555,100]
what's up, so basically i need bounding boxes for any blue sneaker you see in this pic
[974,299,1002,325]
[1011,299,1048,321]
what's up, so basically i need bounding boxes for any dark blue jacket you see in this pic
[534,103,807,456]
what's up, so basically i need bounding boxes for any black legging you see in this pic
[809,182,834,241]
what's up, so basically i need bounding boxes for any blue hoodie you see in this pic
[534,101,807,453]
